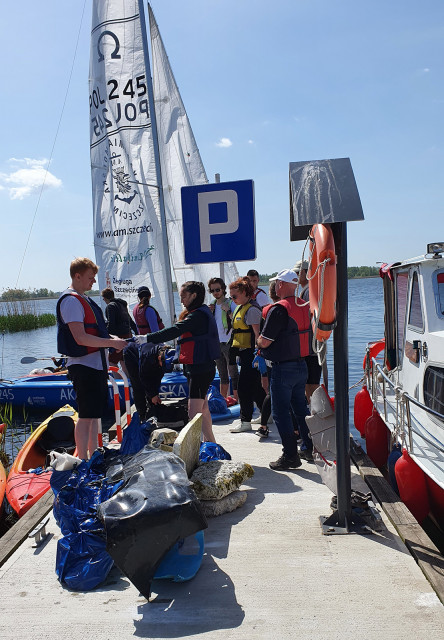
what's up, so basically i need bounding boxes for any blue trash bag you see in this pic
[207,385,229,415]
[119,412,157,456]
[199,441,232,462]
[52,449,123,590]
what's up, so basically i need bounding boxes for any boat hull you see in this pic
[0,371,222,412]
[6,405,78,517]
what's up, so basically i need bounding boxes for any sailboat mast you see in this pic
[138,0,175,324]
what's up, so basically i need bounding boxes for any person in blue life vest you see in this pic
[246,269,269,308]
[228,276,266,433]
[257,269,313,471]
[208,277,239,403]
[133,285,164,335]
[56,258,128,459]
[134,281,220,443]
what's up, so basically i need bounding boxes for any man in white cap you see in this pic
[257,269,313,470]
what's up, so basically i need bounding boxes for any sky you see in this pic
[0,0,443,292]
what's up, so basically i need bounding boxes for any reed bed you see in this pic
[0,300,55,332]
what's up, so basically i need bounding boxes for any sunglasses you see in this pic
[210,287,221,293]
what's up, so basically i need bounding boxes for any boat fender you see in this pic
[395,449,430,523]
[387,443,402,495]
[364,409,389,468]
[353,385,373,437]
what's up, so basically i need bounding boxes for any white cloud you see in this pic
[423,67,430,73]
[0,157,62,200]
[248,139,254,144]
[216,137,233,148]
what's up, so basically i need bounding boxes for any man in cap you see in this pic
[257,269,313,470]
[293,259,322,402]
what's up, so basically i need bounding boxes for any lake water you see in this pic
[0,278,384,445]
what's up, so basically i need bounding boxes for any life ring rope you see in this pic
[307,224,337,344]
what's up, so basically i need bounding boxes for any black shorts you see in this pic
[186,364,216,400]
[68,365,109,419]
[305,355,322,385]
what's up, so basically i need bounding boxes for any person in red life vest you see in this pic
[293,259,322,402]
[133,286,165,335]
[207,277,239,403]
[56,258,128,459]
[228,277,266,433]
[134,281,220,443]
[257,269,313,470]
[246,269,269,308]
[101,287,137,375]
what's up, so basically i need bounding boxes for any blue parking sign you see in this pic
[181,180,256,264]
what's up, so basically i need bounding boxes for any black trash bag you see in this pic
[97,445,207,599]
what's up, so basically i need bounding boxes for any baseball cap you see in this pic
[269,269,299,284]
[293,260,309,272]
[137,286,150,295]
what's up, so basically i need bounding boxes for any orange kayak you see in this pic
[0,424,7,517]
[6,405,78,517]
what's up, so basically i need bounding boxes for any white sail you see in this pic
[148,5,239,293]
[89,0,173,322]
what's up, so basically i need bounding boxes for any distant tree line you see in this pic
[0,287,59,301]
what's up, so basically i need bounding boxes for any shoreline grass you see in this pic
[0,300,56,333]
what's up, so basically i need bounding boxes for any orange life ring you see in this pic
[362,339,385,371]
[308,223,337,342]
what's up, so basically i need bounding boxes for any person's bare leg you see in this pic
[87,418,100,459]
[220,383,229,399]
[232,389,239,402]
[188,398,216,443]
[75,418,94,459]
[306,383,320,404]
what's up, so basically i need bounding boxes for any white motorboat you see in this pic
[354,242,444,532]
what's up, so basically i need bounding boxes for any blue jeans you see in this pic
[270,361,309,458]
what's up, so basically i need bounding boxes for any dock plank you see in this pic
[350,438,444,604]
[0,490,54,568]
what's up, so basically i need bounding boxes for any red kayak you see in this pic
[6,405,78,517]
[0,424,6,517]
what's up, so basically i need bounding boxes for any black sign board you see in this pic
[289,157,364,241]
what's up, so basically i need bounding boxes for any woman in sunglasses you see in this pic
[228,277,266,432]
[208,277,239,403]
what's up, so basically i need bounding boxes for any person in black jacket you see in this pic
[101,288,137,372]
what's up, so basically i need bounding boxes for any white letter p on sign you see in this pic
[198,189,239,252]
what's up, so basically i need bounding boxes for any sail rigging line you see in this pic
[15,0,88,288]
[139,0,176,324]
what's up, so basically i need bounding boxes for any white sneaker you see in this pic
[251,416,262,424]
[230,421,252,433]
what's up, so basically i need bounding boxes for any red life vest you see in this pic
[260,297,312,362]
[178,306,220,365]
[56,291,109,357]
[251,287,266,301]
[133,304,164,334]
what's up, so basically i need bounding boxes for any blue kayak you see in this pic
[0,370,233,415]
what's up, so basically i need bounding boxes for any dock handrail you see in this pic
[368,357,444,455]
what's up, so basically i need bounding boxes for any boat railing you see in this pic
[368,358,444,456]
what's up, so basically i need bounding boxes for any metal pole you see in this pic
[333,222,352,527]
[139,0,175,325]
[215,173,224,281]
